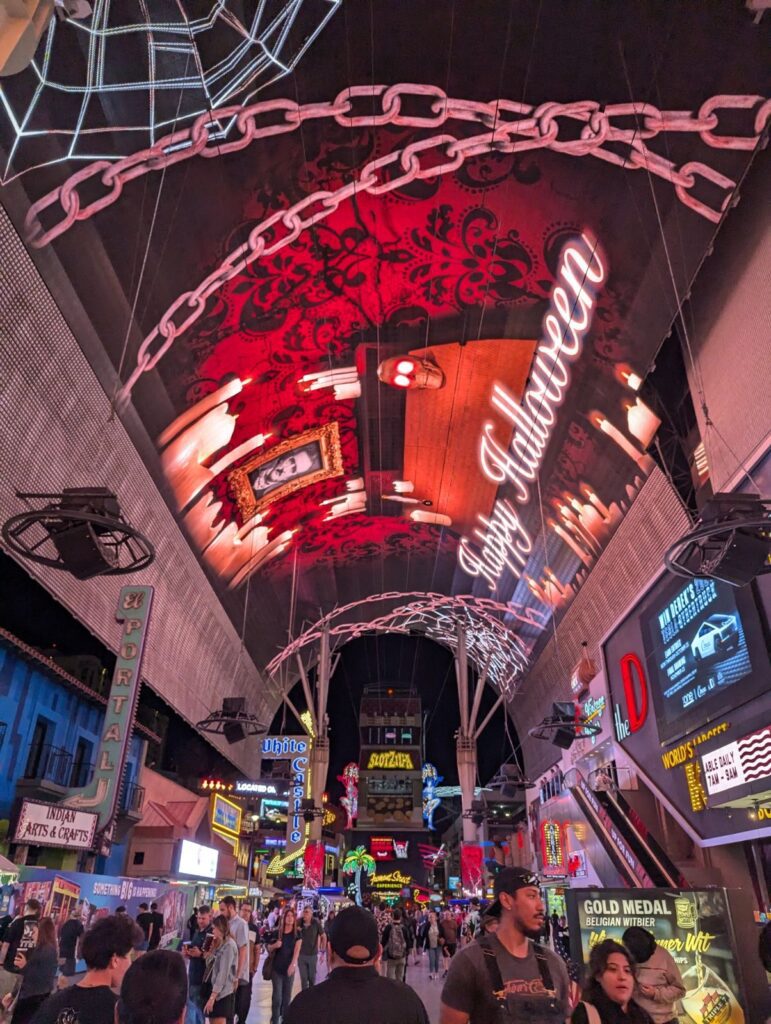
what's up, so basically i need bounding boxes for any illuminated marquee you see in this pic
[367,751,414,770]
[63,586,153,843]
[370,870,412,888]
[541,821,564,872]
[614,652,649,741]
[582,696,606,747]
[459,234,606,591]
[261,735,312,868]
[212,793,242,855]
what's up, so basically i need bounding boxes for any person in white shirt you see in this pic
[219,897,250,1024]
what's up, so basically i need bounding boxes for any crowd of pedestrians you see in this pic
[0,872,689,1024]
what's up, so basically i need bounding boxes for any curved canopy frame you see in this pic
[266,591,549,697]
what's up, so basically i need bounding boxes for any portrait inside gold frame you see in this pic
[228,422,344,520]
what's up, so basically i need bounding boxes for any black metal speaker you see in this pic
[665,492,770,587]
[223,720,247,744]
[197,697,264,743]
[2,488,154,579]
[551,701,577,749]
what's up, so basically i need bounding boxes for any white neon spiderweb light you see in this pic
[266,592,550,697]
[0,0,340,183]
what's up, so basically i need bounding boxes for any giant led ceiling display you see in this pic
[1,2,768,696]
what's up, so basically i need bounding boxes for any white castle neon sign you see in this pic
[459,234,607,590]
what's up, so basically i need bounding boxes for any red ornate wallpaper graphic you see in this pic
[160,124,633,583]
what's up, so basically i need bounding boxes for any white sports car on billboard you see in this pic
[690,614,740,662]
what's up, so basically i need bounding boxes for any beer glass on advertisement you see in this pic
[680,962,744,1024]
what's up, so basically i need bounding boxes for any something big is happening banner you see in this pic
[569,889,750,1023]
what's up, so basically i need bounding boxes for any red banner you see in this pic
[460,842,484,896]
[303,841,325,891]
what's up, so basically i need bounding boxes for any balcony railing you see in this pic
[120,781,145,815]
[68,761,94,789]
[23,744,72,787]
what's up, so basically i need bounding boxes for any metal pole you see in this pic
[295,654,318,734]
[473,693,505,743]
[468,653,492,735]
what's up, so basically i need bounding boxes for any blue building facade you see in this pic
[0,634,144,869]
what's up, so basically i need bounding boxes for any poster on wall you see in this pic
[641,579,753,743]
[569,888,747,1023]
[460,842,484,896]
[6,869,188,947]
[303,841,325,891]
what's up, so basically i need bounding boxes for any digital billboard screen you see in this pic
[178,840,219,879]
[641,578,756,743]
[370,837,394,861]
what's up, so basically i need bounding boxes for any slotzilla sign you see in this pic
[260,735,310,862]
[15,800,97,849]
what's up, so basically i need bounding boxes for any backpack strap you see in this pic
[479,938,560,1012]
[478,936,508,1011]
[532,941,557,997]
[581,1002,601,1024]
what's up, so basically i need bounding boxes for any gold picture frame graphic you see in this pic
[228,422,344,520]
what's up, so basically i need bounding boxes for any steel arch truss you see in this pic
[266,592,550,696]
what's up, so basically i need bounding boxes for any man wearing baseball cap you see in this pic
[440,868,570,1023]
[284,906,429,1024]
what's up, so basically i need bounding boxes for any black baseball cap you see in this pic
[487,867,541,917]
[328,907,379,965]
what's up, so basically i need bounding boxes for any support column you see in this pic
[309,626,332,841]
[309,737,329,841]
[456,735,480,843]
[455,622,479,844]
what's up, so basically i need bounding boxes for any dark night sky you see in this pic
[269,633,519,832]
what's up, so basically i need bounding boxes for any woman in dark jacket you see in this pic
[266,908,301,1024]
[571,940,654,1024]
[7,917,58,1023]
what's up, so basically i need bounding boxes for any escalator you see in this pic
[566,768,686,889]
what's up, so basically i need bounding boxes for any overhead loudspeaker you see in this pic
[551,701,577,750]
[223,720,246,744]
[52,521,118,578]
[222,697,247,744]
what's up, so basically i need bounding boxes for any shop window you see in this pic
[133,851,145,865]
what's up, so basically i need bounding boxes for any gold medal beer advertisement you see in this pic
[568,888,746,1023]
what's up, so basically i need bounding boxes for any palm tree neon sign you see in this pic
[342,845,376,906]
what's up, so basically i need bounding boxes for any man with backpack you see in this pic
[380,908,408,981]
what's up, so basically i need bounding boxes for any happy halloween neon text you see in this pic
[459,234,606,590]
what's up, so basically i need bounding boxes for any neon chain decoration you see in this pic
[18,88,769,411]
[458,234,606,591]
[25,89,769,249]
[63,585,153,839]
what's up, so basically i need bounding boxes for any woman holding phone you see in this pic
[202,915,238,1024]
[3,917,58,1023]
